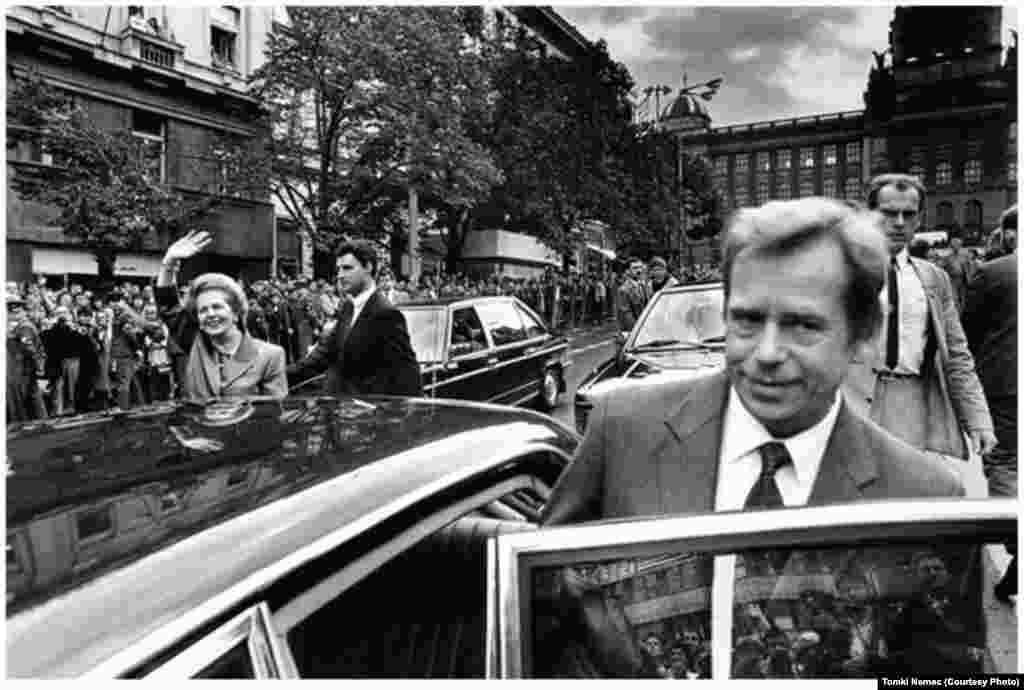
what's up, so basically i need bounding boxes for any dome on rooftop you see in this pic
[664,92,710,121]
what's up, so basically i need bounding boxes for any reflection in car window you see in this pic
[119,497,154,530]
[732,544,989,678]
[450,307,488,357]
[531,554,713,678]
[515,305,547,339]
[475,302,527,347]
[632,289,725,348]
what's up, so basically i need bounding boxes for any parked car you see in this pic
[292,297,570,410]
[6,396,578,678]
[574,283,725,434]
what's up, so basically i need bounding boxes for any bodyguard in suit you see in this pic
[287,240,422,397]
[616,257,649,333]
[543,198,963,525]
[845,174,995,464]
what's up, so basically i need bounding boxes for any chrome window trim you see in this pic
[81,437,573,678]
[146,602,286,679]
[273,474,545,636]
[495,498,1015,678]
[430,344,568,389]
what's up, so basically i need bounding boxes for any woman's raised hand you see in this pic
[164,230,213,263]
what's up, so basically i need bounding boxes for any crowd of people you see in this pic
[5,250,726,424]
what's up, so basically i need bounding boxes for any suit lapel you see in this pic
[652,371,730,515]
[808,401,879,504]
[220,335,259,390]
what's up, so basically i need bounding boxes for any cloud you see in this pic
[559,5,894,125]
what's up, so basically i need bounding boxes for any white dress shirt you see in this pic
[711,386,842,677]
[879,248,929,374]
[349,280,376,326]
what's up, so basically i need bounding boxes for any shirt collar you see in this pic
[351,281,376,312]
[895,248,912,269]
[721,386,843,486]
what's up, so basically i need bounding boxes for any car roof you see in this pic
[6,396,577,677]
[397,295,521,308]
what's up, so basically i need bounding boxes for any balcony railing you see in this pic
[140,40,175,69]
[709,110,865,137]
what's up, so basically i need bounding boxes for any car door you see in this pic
[431,305,498,403]
[514,300,569,399]
[490,498,1017,679]
[474,300,533,406]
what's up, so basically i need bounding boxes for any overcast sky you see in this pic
[555,4,1019,127]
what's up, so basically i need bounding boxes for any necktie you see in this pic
[885,257,899,370]
[744,442,792,509]
[336,300,355,347]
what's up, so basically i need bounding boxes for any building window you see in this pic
[756,151,771,172]
[1009,160,1017,183]
[936,161,953,186]
[777,179,791,200]
[845,142,861,164]
[734,154,749,174]
[844,177,861,199]
[963,159,982,185]
[823,178,837,197]
[800,147,815,169]
[936,201,955,227]
[1010,121,1017,143]
[211,7,240,68]
[713,157,727,176]
[776,149,791,170]
[964,200,983,229]
[131,109,166,183]
[127,5,144,17]
[909,163,926,183]
[757,179,770,204]
[799,177,815,197]
[823,145,838,168]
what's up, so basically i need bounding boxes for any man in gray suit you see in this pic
[543,198,963,525]
[845,174,995,466]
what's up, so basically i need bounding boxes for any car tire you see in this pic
[536,368,561,412]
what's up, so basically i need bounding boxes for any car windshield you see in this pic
[631,287,726,350]
[400,306,446,363]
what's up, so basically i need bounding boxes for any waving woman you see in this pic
[155,230,287,401]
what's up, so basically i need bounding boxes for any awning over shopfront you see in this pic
[32,248,163,277]
[586,243,616,260]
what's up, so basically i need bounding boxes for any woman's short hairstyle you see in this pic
[336,239,379,277]
[721,197,889,345]
[186,273,248,329]
[866,173,927,212]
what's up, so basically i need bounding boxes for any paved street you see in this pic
[551,321,620,430]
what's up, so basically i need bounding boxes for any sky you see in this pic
[555,4,1019,127]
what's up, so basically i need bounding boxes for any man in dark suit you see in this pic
[288,239,422,397]
[543,198,963,526]
[845,174,995,468]
[962,204,1017,602]
[616,257,649,334]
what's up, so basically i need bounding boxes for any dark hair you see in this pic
[908,237,931,259]
[649,256,667,269]
[866,173,927,213]
[722,198,888,345]
[336,239,379,277]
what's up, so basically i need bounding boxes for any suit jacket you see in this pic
[184,332,288,402]
[287,290,422,397]
[844,256,993,459]
[616,278,648,332]
[961,253,1016,402]
[542,371,963,525]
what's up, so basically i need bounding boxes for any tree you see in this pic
[254,6,501,273]
[488,38,636,259]
[7,72,265,282]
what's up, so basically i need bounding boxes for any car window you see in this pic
[515,305,547,339]
[279,472,558,679]
[75,505,115,544]
[400,307,446,363]
[498,502,1015,679]
[195,641,255,678]
[475,302,527,347]
[631,288,725,349]
[450,307,489,358]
